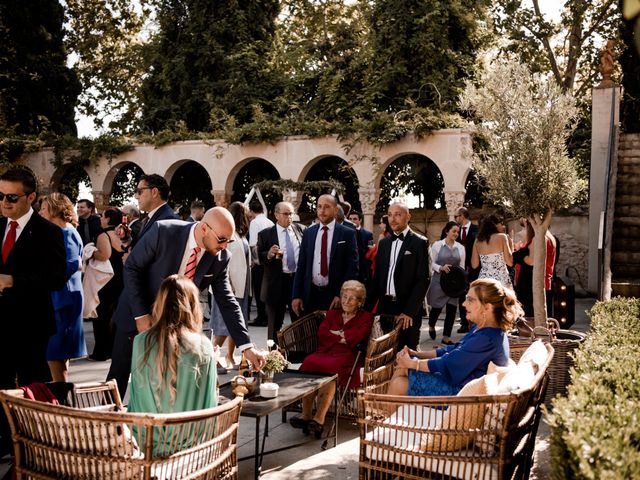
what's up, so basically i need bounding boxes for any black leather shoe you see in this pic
[442,338,455,345]
[248,321,267,327]
[289,415,310,433]
[429,326,436,340]
[457,326,469,334]
[308,419,324,439]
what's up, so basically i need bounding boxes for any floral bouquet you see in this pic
[262,340,288,380]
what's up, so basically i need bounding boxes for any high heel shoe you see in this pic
[429,326,436,340]
[307,419,324,439]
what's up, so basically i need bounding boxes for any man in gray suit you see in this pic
[107,207,266,396]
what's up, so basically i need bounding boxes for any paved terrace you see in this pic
[1,297,595,479]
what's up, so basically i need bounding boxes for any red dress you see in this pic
[299,309,374,388]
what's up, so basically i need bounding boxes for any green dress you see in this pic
[129,331,217,455]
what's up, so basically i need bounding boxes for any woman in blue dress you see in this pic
[387,278,522,396]
[39,193,87,382]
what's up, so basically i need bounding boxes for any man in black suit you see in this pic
[367,202,430,350]
[0,167,66,452]
[292,194,359,316]
[76,198,102,245]
[132,174,178,247]
[257,201,305,342]
[349,211,374,285]
[122,204,142,243]
[107,207,266,397]
[454,207,478,333]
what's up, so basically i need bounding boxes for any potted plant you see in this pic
[262,341,288,383]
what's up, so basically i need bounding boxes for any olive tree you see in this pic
[460,58,586,325]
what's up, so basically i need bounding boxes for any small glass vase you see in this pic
[262,371,274,384]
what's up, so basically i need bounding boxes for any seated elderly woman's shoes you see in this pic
[289,415,310,433]
[308,419,324,439]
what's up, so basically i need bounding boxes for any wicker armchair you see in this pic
[277,311,401,418]
[0,385,243,480]
[358,343,554,480]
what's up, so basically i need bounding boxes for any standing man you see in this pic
[0,167,67,388]
[247,200,273,327]
[107,207,266,397]
[367,202,429,350]
[257,202,305,342]
[348,211,374,285]
[454,207,478,333]
[188,200,205,222]
[132,174,178,248]
[122,204,142,243]
[292,194,359,316]
[76,198,102,245]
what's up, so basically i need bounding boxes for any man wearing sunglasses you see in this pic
[108,207,266,397]
[0,167,66,453]
[131,174,178,247]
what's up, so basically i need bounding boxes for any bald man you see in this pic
[107,207,265,397]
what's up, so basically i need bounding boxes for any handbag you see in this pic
[439,265,468,297]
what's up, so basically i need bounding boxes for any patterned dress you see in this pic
[479,252,513,289]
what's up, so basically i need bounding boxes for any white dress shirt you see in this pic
[386,227,410,296]
[2,207,33,246]
[312,220,335,287]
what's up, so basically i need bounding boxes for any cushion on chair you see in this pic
[420,375,487,452]
[517,340,548,373]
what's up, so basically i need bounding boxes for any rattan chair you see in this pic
[278,311,401,418]
[358,344,554,480]
[0,387,243,480]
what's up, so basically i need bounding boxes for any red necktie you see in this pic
[320,226,328,277]
[2,221,18,263]
[461,226,467,242]
[184,246,201,280]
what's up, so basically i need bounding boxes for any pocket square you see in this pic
[404,251,412,255]
[337,240,346,244]
[203,274,213,277]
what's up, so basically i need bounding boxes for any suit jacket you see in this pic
[292,222,359,305]
[0,213,67,383]
[367,229,430,319]
[77,214,102,246]
[129,218,143,243]
[458,222,478,271]
[132,203,178,248]
[112,220,251,347]
[257,223,305,303]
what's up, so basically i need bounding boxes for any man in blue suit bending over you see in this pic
[292,194,359,317]
[107,207,266,397]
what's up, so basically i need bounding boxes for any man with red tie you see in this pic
[107,207,265,397]
[0,166,66,454]
[291,194,359,317]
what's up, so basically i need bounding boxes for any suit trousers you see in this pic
[266,273,298,342]
[107,326,137,399]
[251,264,268,323]
[378,297,423,351]
[305,284,334,316]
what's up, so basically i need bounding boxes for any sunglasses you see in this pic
[204,222,235,244]
[134,187,152,195]
[0,192,28,203]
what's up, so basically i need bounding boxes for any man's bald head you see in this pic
[317,194,338,225]
[197,206,236,255]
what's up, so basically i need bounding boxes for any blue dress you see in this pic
[47,227,87,360]
[408,325,509,396]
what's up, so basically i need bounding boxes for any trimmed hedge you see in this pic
[548,297,640,479]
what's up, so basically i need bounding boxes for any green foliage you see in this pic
[548,297,640,479]
[0,0,80,136]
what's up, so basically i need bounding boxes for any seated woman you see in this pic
[290,280,373,437]
[129,274,217,415]
[387,278,522,396]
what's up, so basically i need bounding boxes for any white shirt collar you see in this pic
[320,219,336,230]
[146,202,168,219]
[9,207,34,230]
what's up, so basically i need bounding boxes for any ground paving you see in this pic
[0,297,595,479]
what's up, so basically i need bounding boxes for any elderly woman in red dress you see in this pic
[290,280,373,437]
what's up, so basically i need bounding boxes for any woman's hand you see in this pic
[441,264,451,273]
[396,347,416,370]
[330,329,347,344]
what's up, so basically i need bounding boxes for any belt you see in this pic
[282,272,295,277]
[383,294,397,302]
[311,284,330,292]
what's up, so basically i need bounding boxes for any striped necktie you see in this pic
[184,246,201,280]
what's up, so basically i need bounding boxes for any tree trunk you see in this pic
[529,212,553,327]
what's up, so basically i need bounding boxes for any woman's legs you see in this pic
[428,307,442,339]
[312,382,337,425]
[48,360,69,382]
[386,368,409,396]
[442,303,458,340]
[301,391,317,420]
[225,337,237,366]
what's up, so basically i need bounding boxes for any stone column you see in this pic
[92,190,109,212]
[282,189,303,213]
[213,190,229,208]
[358,187,379,232]
[444,191,465,220]
[588,86,620,295]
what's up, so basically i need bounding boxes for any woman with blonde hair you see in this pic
[129,275,217,415]
[39,193,87,381]
[388,278,522,397]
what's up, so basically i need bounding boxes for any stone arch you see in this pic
[229,158,281,213]
[105,162,145,207]
[166,160,214,215]
[49,163,92,203]
[101,160,145,195]
[374,153,445,216]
